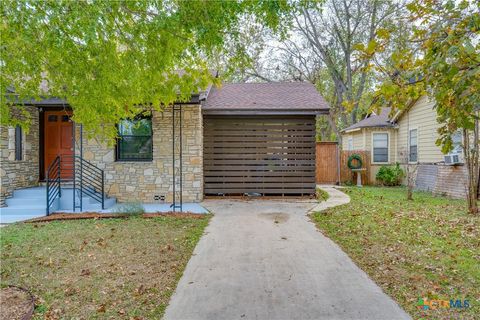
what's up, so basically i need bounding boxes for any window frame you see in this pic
[451,130,463,154]
[115,115,153,162]
[371,131,390,164]
[408,128,418,163]
[347,137,353,151]
[15,125,23,161]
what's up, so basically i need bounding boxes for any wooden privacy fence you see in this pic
[340,150,371,185]
[316,142,339,184]
[316,143,372,185]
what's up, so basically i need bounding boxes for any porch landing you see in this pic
[0,186,208,224]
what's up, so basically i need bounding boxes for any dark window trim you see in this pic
[15,125,23,161]
[115,115,153,162]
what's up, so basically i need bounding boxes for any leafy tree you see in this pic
[234,0,406,140]
[369,0,479,213]
[1,0,291,141]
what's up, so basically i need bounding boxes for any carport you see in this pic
[202,82,329,196]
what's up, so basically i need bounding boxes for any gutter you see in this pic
[201,108,330,116]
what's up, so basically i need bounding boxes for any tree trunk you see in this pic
[463,123,479,214]
[407,187,413,201]
[406,163,417,201]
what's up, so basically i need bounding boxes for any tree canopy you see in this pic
[1,0,290,140]
[366,0,479,213]
[369,0,479,150]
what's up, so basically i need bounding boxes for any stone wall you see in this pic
[80,105,203,203]
[0,106,40,206]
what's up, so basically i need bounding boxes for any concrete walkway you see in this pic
[164,188,410,320]
[310,185,351,212]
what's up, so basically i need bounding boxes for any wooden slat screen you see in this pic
[204,116,316,195]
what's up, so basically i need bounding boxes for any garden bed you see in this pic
[25,211,206,223]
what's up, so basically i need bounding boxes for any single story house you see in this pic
[0,82,329,216]
[341,95,470,199]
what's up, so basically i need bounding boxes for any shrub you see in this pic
[113,201,145,216]
[376,163,404,186]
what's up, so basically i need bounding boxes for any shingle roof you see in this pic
[203,82,329,112]
[342,107,394,132]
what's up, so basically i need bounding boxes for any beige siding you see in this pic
[367,128,397,183]
[341,127,396,183]
[341,130,364,150]
[397,96,444,163]
[364,128,396,164]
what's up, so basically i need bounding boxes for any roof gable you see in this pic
[342,107,394,132]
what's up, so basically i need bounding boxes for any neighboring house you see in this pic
[0,82,329,216]
[341,96,469,199]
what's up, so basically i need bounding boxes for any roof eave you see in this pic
[341,124,396,133]
[201,108,329,116]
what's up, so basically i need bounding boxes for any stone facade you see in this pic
[80,105,203,203]
[0,106,40,206]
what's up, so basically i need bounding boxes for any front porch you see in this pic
[0,186,208,224]
[0,186,117,223]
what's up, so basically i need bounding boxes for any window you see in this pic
[451,131,463,154]
[116,116,153,161]
[348,137,353,151]
[15,125,22,161]
[372,133,389,163]
[409,129,418,162]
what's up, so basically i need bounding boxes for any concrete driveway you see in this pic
[164,198,410,320]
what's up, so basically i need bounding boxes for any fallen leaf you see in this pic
[80,269,91,276]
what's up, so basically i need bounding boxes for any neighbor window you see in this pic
[409,129,418,162]
[116,116,153,161]
[451,131,463,154]
[372,133,389,163]
[347,137,353,151]
[15,125,22,161]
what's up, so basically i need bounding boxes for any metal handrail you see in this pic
[45,154,105,214]
[46,156,61,215]
[71,155,104,211]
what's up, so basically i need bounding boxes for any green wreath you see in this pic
[347,154,363,169]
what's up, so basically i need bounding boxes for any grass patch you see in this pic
[316,187,330,202]
[311,187,479,319]
[1,215,210,319]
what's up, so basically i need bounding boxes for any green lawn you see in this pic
[316,187,330,202]
[0,215,210,319]
[312,187,479,320]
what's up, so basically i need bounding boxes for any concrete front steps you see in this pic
[0,186,116,223]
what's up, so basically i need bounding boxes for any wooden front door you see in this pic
[44,111,74,179]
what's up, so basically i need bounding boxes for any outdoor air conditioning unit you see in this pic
[444,153,463,165]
